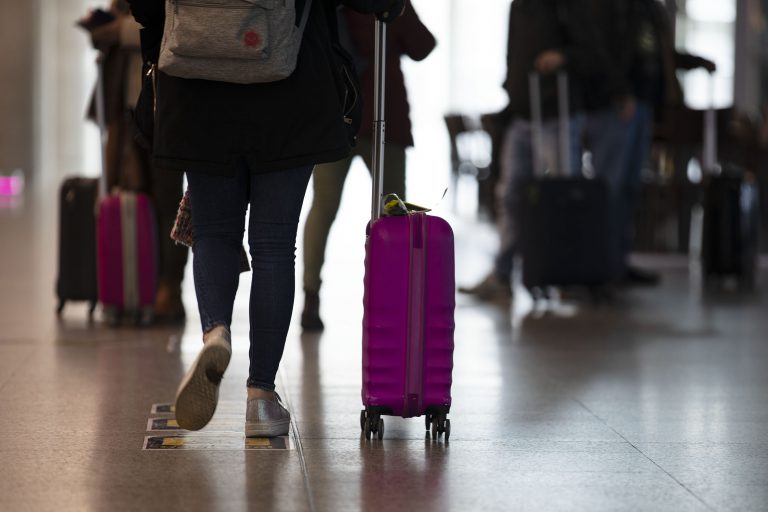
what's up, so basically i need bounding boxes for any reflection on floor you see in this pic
[1,185,767,512]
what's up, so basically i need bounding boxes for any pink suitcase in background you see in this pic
[97,192,158,326]
[360,21,455,441]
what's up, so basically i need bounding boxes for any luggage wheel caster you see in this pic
[104,308,120,327]
[425,414,432,431]
[431,416,450,441]
[360,410,367,432]
[364,414,382,440]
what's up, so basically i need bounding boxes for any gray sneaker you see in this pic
[245,392,291,438]
[174,325,232,431]
[458,273,513,302]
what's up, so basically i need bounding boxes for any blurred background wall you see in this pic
[0,0,765,197]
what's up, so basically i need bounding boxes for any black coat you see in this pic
[127,0,398,176]
[503,0,609,121]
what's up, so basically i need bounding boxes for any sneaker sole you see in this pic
[175,341,231,431]
[245,418,291,438]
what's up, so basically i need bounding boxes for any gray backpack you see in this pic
[158,0,313,84]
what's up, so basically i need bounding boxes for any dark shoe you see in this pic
[175,326,232,431]
[154,282,186,325]
[301,290,324,331]
[458,273,513,302]
[245,392,291,437]
[623,265,661,286]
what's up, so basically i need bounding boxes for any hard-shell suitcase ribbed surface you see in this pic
[362,213,455,421]
[360,20,454,441]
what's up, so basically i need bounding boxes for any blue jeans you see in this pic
[187,161,313,391]
[578,108,633,276]
[619,101,654,266]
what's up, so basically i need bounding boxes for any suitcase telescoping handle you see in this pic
[702,72,718,174]
[528,71,571,177]
[95,52,109,198]
[371,19,387,221]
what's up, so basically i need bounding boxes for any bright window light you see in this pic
[686,0,736,23]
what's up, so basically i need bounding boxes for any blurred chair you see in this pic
[444,113,495,218]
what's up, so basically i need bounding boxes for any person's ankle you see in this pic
[247,387,275,401]
[203,325,231,345]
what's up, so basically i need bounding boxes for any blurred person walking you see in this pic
[85,0,189,323]
[301,3,435,331]
[127,0,406,436]
[586,0,715,285]
[459,0,606,302]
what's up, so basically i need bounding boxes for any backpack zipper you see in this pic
[176,1,263,10]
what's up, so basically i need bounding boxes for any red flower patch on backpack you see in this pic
[243,31,262,48]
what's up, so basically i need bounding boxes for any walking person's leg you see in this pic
[301,156,354,330]
[151,166,189,323]
[246,165,313,437]
[459,119,532,301]
[174,163,250,431]
[619,101,659,284]
[584,108,633,279]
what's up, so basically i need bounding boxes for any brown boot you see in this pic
[154,281,186,325]
[301,290,324,332]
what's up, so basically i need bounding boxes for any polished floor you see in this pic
[1,175,768,512]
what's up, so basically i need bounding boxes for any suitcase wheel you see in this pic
[56,300,65,317]
[103,307,120,328]
[430,414,451,442]
[361,409,384,440]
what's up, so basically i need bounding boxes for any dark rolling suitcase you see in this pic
[521,178,613,292]
[698,87,760,289]
[519,73,614,296]
[702,168,759,288]
[56,177,99,318]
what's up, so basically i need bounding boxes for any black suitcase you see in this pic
[520,178,613,293]
[702,169,759,288]
[56,177,99,319]
[519,72,614,296]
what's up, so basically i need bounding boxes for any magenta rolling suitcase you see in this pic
[360,21,455,441]
[91,53,158,326]
[97,192,158,325]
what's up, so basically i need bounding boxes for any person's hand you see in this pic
[376,0,407,23]
[90,19,122,49]
[699,58,716,73]
[534,50,565,75]
[617,95,637,121]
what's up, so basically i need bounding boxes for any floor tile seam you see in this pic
[572,397,717,511]
[0,345,39,395]
[277,370,316,512]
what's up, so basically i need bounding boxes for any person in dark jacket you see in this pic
[459,0,606,301]
[127,0,406,436]
[586,0,715,284]
[300,3,435,331]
